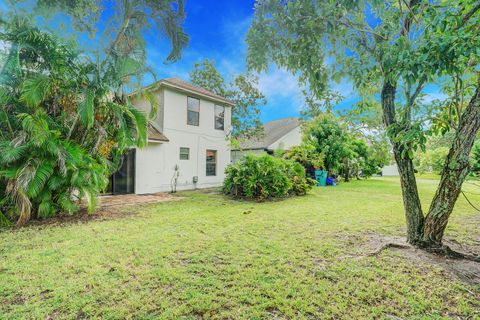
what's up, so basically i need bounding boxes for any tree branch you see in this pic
[460,3,480,28]
[338,21,387,40]
[401,0,422,38]
[408,75,427,107]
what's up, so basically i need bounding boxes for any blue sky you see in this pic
[140,1,447,124]
[3,0,445,124]
[141,0,359,124]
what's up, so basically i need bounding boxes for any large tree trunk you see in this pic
[381,81,425,244]
[422,81,480,247]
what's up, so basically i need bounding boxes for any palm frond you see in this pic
[19,75,51,108]
[126,101,147,147]
[26,160,54,198]
[78,89,95,129]
[5,180,32,227]
[0,141,28,165]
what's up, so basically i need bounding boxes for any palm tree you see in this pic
[0,1,188,226]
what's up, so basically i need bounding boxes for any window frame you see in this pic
[206,150,217,176]
[179,147,190,160]
[214,105,225,130]
[187,96,200,126]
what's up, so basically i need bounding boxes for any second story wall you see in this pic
[162,88,231,137]
[130,89,165,132]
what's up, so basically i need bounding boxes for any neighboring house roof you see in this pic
[239,117,301,150]
[129,77,235,106]
[148,123,169,142]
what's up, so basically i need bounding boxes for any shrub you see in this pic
[416,147,449,174]
[470,141,480,175]
[223,154,316,200]
[283,143,324,179]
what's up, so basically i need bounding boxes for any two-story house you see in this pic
[108,78,234,194]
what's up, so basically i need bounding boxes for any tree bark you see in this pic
[381,80,425,244]
[422,80,480,246]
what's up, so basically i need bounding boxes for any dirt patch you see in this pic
[359,233,480,286]
[98,193,182,207]
[27,193,183,228]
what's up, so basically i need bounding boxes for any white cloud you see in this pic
[257,66,304,110]
[422,92,448,103]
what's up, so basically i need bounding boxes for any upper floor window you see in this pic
[214,105,225,130]
[187,97,200,126]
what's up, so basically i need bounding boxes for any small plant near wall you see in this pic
[223,154,316,201]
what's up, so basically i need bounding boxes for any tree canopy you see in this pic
[247,0,480,249]
[189,59,266,139]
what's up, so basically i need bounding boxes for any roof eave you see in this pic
[159,81,235,106]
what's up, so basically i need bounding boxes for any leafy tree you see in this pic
[302,115,349,174]
[247,0,480,250]
[283,143,325,179]
[470,141,480,175]
[416,147,450,174]
[189,59,266,138]
[0,0,188,226]
[338,132,390,181]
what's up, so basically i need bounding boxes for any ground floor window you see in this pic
[180,147,190,160]
[206,150,217,176]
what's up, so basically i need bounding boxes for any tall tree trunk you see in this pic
[422,81,480,247]
[381,81,425,244]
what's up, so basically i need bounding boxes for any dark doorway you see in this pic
[107,149,136,195]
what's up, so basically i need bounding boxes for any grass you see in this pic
[1,177,479,319]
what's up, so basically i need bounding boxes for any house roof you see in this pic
[239,117,301,150]
[129,77,235,106]
[148,123,169,142]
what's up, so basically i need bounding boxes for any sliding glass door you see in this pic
[107,149,136,194]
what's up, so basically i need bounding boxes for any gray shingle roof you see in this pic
[128,78,235,106]
[148,123,169,142]
[239,117,301,150]
[161,78,234,106]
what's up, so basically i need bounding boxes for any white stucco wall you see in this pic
[268,126,302,150]
[131,89,164,131]
[382,164,399,176]
[134,87,231,194]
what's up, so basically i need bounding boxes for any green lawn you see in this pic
[1,177,479,319]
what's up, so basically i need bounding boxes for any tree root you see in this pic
[366,242,411,256]
[367,241,480,263]
[422,245,480,262]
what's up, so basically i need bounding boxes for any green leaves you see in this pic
[19,75,51,108]
[126,102,147,147]
[223,154,314,200]
[189,59,266,138]
[0,142,28,165]
[78,89,95,129]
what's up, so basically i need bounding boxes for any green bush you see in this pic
[283,143,324,179]
[223,154,316,200]
[470,141,480,175]
[416,147,449,174]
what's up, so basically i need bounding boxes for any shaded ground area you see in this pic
[1,177,479,319]
[99,192,182,208]
[359,233,480,285]
[28,193,181,227]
